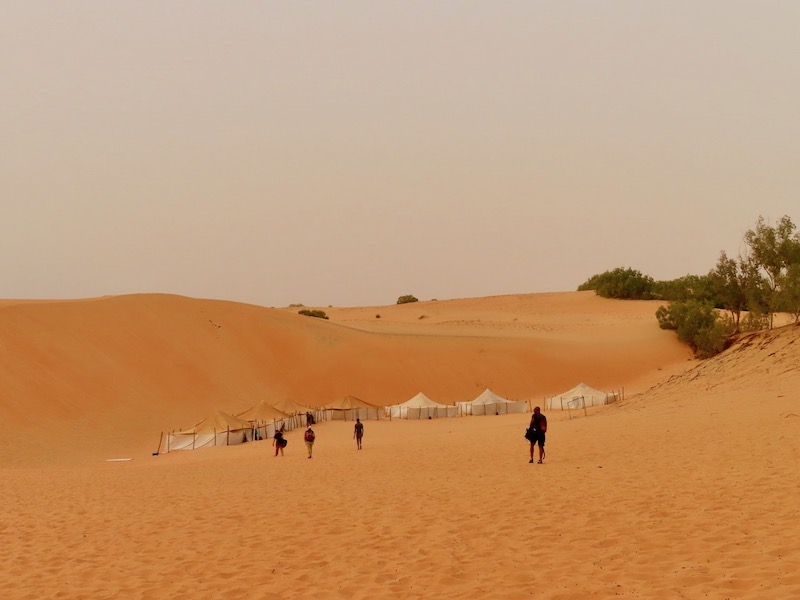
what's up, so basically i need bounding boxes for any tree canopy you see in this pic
[580,214,800,357]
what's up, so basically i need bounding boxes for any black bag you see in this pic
[524,427,535,441]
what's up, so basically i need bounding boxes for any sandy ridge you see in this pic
[1,293,798,598]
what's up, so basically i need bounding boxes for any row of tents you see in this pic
[159,383,619,453]
[387,383,620,417]
[160,394,383,453]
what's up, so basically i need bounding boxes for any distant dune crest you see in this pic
[2,291,693,465]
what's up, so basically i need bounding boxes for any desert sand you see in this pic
[1,291,798,599]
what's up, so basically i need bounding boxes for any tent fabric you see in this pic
[385,392,459,419]
[321,395,379,410]
[178,410,253,434]
[237,401,294,440]
[322,395,382,420]
[269,397,327,426]
[457,388,528,416]
[165,410,256,452]
[545,382,617,410]
[237,400,289,422]
[270,397,311,415]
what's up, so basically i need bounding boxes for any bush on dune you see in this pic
[578,267,655,299]
[656,301,734,358]
[298,309,329,320]
[583,215,800,358]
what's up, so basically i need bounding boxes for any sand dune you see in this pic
[0,291,690,465]
[1,292,798,598]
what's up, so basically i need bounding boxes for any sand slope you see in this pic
[2,293,798,598]
[0,291,690,465]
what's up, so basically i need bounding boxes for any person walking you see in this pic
[353,418,364,450]
[273,426,287,457]
[304,425,316,459]
[529,406,547,464]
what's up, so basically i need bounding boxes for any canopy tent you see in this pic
[164,410,255,452]
[545,383,618,410]
[270,396,311,415]
[385,392,459,419]
[238,400,289,422]
[457,388,528,416]
[255,396,325,427]
[237,400,292,440]
[269,396,326,426]
[321,395,382,420]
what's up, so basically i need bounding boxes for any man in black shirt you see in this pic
[529,406,547,464]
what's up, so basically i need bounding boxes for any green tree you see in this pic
[743,215,800,327]
[775,263,800,323]
[397,295,419,304]
[708,251,759,332]
[653,274,715,302]
[741,271,772,331]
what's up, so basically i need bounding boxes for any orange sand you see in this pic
[1,291,798,599]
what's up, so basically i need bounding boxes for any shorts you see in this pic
[533,431,545,447]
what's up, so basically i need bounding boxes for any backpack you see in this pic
[304,429,315,443]
[539,417,547,433]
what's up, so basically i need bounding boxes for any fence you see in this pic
[323,407,382,421]
[385,405,460,419]
[456,401,528,416]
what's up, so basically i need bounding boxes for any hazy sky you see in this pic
[3,2,799,307]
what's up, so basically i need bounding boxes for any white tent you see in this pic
[164,410,255,452]
[457,388,528,416]
[545,382,617,410]
[385,392,459,419]
[270,397,310,415]
[262,396,325,427]
[321,395,382,421]
[237,400,293,440]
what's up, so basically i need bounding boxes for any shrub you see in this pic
[578,267,655,299]
[397,295,418,304]
[740,310,770,332]
[653,274,715,302]
[656,300,734,358]
[298,309,329,320]
[693,316,735,358]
